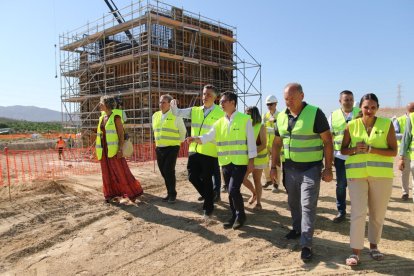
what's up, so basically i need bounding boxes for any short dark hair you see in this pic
[203,84,218,95]
[221,91,238,106]
[245,106,261,125]
[339,90,354,97]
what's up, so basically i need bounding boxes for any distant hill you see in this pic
[0,105,61,122]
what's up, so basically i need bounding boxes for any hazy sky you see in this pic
[1,0,413,115]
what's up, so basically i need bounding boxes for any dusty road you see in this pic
[1,158,413,275]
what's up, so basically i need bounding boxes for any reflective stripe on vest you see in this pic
[263,111,279,147]
[331,108,360,151]
[152,111,181,147]
[189,105,224,157]
[345,117,393,178]
[253,123,268,167]
[96,113,119,160]
[277,104,323,162]
[215,112,250,166]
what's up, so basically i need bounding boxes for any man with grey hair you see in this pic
[152,94,186,203]
[271,83,333,262]
[170,84,225,219]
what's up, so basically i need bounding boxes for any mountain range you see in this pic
[0,105,62,122]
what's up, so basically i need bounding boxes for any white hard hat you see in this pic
[266,95,278,104]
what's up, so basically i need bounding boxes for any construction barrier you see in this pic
[0,142,189,186]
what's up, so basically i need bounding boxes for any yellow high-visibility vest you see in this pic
[189,105,224,157]
[331,108,360,151]
[96,113,119,160]
[253,123,268,168]
[152,111,181,147]
[345,117,393,178]
[215,112,250,166]
[277,104,323,162]
[263,111,279,147]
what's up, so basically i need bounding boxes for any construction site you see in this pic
[60,0,261,147]
[1,1,413,275]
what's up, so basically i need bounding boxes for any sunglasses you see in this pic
[266,103,276,106]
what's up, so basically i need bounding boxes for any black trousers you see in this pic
[156,146,180,198]
[222,163,247,219]
[187,152,216,215]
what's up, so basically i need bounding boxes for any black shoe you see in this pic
[198,196,204,201]
[262,181,273,188]
[301,247,313,262]
[162,195,169,202]
[285,230,301,239]
[333,213,346,223]
[402,194,409,201]
[223,217,236,229]
[203,210,213,219]
[232,217,246,230]
[168,196,176,204]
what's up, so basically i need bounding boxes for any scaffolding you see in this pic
[59,0,261,146]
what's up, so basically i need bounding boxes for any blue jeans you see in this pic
[334,158,347,215]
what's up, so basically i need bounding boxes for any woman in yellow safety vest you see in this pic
[340,93,397,266]
[243,106,268,210]
[96,95,143,203]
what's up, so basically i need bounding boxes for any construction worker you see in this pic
[56,136,66,160]
[328,90,360,223]
[397,102,414,202]
[170,84,225,218]
[188,91,257,228]
[271,83,333,262]
[262,95,280,192]
[152,94,187,203]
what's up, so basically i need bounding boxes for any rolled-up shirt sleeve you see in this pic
[170,105,192,119]
[399,117,412,157]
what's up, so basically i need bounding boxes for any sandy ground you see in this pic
[0,158,413,276]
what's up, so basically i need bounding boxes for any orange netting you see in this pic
[0,142,189,186]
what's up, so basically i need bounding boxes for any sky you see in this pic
[0,0,413,115]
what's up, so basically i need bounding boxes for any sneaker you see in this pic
[223,217,236,229]
[402,194,409,201]
[272,184,279,193]
[333,213,346,223]
[262,181,273,188]
[301,247,313,262]
[285,230,301,239]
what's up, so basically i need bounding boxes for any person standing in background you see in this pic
[395,102,414,201]
[56,136,66,160]
[262,95,280,193]
[329,90,360,223]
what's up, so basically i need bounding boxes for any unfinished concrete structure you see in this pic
[60,0,261,145]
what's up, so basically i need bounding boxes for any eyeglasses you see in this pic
[219,99,229,104]
[267,103,276,106]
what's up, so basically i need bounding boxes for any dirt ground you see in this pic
[1,158,413,276]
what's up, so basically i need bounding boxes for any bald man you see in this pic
[271,83,333,262]
[397,102,414,202]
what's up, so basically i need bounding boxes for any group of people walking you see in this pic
[95,83,413,266]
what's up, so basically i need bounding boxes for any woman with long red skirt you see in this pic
[96,96,143,202]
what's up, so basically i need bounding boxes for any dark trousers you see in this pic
[187,153,216,214]
[222,163,247,220]
[156,146,180,198]
[334,157,347,215]
[213,158,222,193]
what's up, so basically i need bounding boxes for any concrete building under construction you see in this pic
[60,0,261,145]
